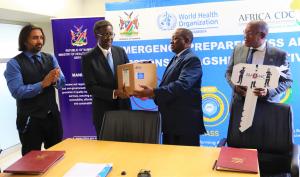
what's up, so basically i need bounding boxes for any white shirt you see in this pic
[97,43,111,59]
[251,42,266,65]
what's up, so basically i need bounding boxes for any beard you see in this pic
[29,45,42,53]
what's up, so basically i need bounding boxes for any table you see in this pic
[0,139,259,177]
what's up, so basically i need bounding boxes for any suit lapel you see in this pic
[161,56,177,83]
[94,47,114,77]
[263,43,274,65]
[111,46,119,77]
[240,45,250,63]
[160,49,190,84]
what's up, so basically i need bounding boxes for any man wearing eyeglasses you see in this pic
[81,20,131,139]
[225,20,292,103]
[225,20,293,177]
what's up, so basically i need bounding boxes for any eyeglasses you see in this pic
[97,32,115,39]
[243,31,260,37]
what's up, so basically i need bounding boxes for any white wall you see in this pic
[0,0,128,53]
[0,0,83,18]
[0,0,129,150]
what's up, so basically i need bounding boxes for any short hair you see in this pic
[249,20,269,39]
[18,24,45,51]
[177,28,194,44]
[93,20,113,35]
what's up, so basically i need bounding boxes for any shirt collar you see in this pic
[176,48,189,57]
[97,43,111,58]
[251,41,266,52]
[24,51,42,60]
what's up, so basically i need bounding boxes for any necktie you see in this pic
[32,55,43,73]
[161,56,178,83]
[169,56,178,69]
[247,48,257,64]
[107,52,114,75]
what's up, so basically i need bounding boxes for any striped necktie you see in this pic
[107,51,114,75]
[247,48,257,64]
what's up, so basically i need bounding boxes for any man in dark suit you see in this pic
[81,20,131,139]
[133,28,206,146]
[225,20,292,103]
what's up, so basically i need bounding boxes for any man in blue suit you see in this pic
[133,28,206,146]
[225,20,292,103]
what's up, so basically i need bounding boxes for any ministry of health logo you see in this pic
[119,11,139,36]
[70,25,87,47]
[157,11,177,31]
[202,86,229,127]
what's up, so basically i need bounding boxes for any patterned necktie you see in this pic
[32,55,43,73]
[247,48,257,64]
[107,51,114,75]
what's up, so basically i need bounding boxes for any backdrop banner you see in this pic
[51,17,104,139]
[105,0,300,146]
[51,0,300,145]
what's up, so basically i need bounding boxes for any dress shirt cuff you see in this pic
[37,82,43,94]
[112,89,117,99]
[52,82,58,89]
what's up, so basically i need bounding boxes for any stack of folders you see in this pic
[4,150,65,174]
[215,146,258,173]
[63,163,113,177]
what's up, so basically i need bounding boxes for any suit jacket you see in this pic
[225,43,292,103]
[154,48,206,135]
[81,46,131,127]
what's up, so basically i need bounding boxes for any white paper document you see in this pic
[63,162,112,177]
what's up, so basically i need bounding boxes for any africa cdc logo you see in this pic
[202,86,229,127]
[157,11,177,31]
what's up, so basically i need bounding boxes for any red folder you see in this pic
[4,150,65,174]
[215,146,258,173]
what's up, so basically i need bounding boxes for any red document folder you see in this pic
[215,146,258,173]
[4,150,65,174]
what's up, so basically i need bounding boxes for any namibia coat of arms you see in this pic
[119,11,139,36]
[70,25,87,47]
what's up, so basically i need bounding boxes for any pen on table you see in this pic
[212,160,217,170]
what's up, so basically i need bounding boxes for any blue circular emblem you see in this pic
[202,87,229,127]
[203,98,219,117]
[280,88,292,103]
[157,11,177,31]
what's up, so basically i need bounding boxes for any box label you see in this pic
[136,73,144,80]
[122,69,130,86]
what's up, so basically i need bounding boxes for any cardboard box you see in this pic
[117,63,157,94]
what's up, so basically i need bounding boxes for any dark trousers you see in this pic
[17,112,63,156]
[163,133,200,146]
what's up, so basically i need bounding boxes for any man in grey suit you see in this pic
[225,20,293,177]
[81,20,131,139]
[225,20,292,103]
